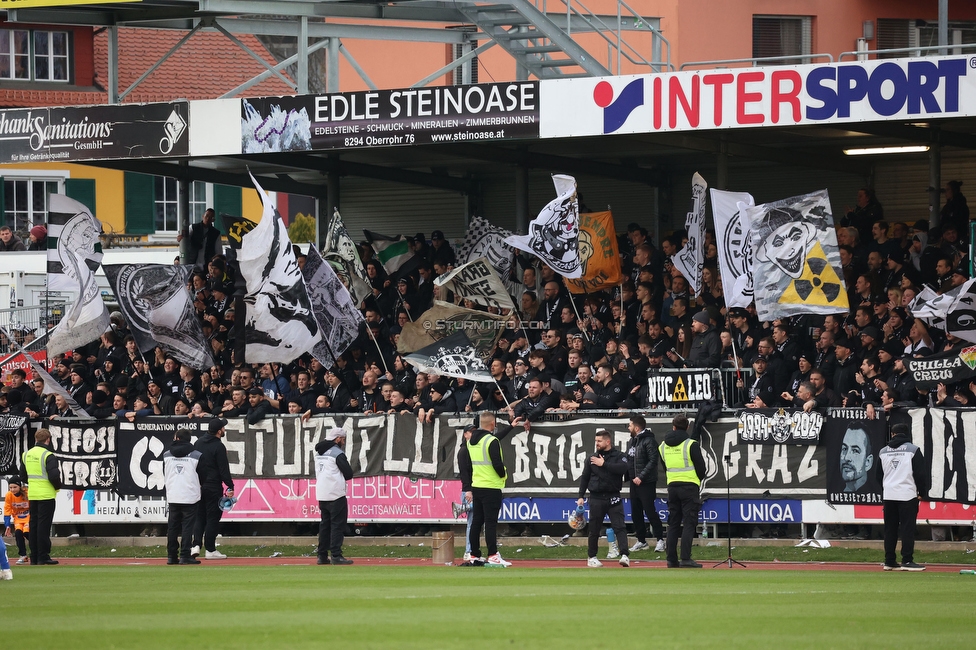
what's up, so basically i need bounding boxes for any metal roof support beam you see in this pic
[445,144,665,186]
[340,43,378,91]
[118,20,205,101]
[220,37,330,99]
[211,20,298,92]
[847,122,976,151]
[297,16,309,95]
[88,160,324,197]
[245,153,477,194]
[412,40,496,88]
[218,17,470,44]
[327,38,339,93]
[107,26,119,104]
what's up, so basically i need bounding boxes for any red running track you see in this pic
[33,557,975,572]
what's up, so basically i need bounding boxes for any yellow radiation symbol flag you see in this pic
[779,242,848,309]
[671,376,688,402]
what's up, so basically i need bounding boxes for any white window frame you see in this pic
[1,170,68,234]
[0,28,69,82]
[148,178,214,241]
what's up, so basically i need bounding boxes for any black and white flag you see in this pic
[909,279,976,344]
[323,208,371,306]
[0,415,30,475]
[457,216,520,297]
[103,264,215,370]
[434,257,516,312]
[239,174,321,363]
[46,194,110,356]
[405,332,494,382]
[505,174,583,279]
[49,420,118,490]
[27,355,89,417]
[710,188,755,309]
[302,244,366,368]
[398,301,507,362]
[671,172,707,294]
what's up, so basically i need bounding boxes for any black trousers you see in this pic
[167,503,198,560]
[318,497,348,558]
[883,498,919,566]
[14,529,27,557]
[587,496,628,559]
[630,481,664,543]
[28,499,56,564]
[192,487,223,552]
[666,483,701,564]
[468,487,503,558]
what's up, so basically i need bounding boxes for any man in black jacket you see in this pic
[626,415,665,554]
[190,418,235,560]
[686,311,722,368]
[578,429,631,567]
[659,414,706,568]
[179,207,221,269]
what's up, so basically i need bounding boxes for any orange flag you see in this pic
[565,211,624,294]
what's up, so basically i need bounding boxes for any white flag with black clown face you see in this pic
[671,173,708,295]
[46,194,111,356]
[909,279,976,344]
[302,244,366,368]
[404,332,494,383]
[103,263,215,370]
[741,190,849,322]
[240,174,322,363]
[505,174,582,279]
[710,188,755,309]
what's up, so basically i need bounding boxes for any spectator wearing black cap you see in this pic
[322,368,353,413]
[832,337,859,397]
[429,230,455,267]
[738,355,776,408]
[246,387,275,424]
[814,329,838,384]
[884,248,921,290]
[66,365,91,406]
[190,418,235,560]
[686,311,721,369]
[416,381,457,423]
[877,422,928,571]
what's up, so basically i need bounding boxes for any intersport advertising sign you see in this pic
[540,56,973,138]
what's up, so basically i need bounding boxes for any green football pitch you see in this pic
[4,566,974,649]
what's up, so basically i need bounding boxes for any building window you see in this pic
[877,19,976,58]
[752,16,811,64]
[2,177,61,233]
[153,177,212,233]
[0,28,69,82]
[154,176,179,232]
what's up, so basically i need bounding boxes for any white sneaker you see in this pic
[619,554,630,568]
[606,542,620,559]
[205,550,227,559]
[486,553,511,567]
[462,552,472,562]
[629,541,649,552]
[587,557,603,568]
[16,556,27,565]
[0,569,11,580]
[190,546,200,558]
[654,539,666,553]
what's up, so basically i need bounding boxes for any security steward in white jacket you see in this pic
[163,428,205,565]
[878,422,928,571]
[315,428,354,565]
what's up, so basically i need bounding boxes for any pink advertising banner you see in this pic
[223,477,462,522]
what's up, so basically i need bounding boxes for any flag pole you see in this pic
[365,324,391,374]
[492,378,511,408]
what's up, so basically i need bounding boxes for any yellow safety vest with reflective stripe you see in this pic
[660,438,701,486]
[467,433,506,490]
[22,446,57,500]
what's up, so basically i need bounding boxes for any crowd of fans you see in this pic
[2,184,973,427]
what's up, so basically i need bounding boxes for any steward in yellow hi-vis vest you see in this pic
[658,414,705,569]
[20,429,62,566]
[458,412,512,567]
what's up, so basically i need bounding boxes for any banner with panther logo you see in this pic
[505,174,583,279]
[741,190,849,321]
[737,409,822,445]
[564,211,625,294]
[710,189,755,309]
[404,332,494,382]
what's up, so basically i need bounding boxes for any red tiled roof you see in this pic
[0,26,295,108]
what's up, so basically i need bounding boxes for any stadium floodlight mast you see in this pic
[713,453,746,569]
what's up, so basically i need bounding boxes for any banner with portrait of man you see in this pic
[823,414,886,504]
